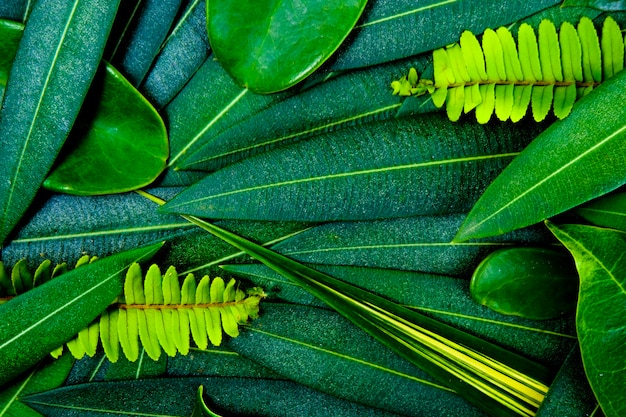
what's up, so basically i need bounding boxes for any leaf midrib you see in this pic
[354,0,458,29]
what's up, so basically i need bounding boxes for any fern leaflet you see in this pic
[391,16,625,123]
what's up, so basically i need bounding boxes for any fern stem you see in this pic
[446,80,601,88]
[116,300,253,309]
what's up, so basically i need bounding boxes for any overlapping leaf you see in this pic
[576,192,626,231]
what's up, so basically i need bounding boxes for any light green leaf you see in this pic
[0,242,162,386]
[547,223,626,417]
[192,385,223,417]
[577,192,626,231]
[42,63,168,196]
[162,114,546,222]
[0,0,120,245]
[601,16,625,79]
[455,69,626,241]
[578,16,602,84]
[207,0,368,93]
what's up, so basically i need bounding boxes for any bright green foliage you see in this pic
[192,385,224,417]
[393,17,624,123]
[0,19,22,101]
[62,263,264,362]
[577,192,626,231]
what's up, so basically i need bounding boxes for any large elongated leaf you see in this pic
[223,264,576,368]
[268,214,553,277]
[208,0,368,93]
[23,377,405,417]
[0,243,162,387]
[163,115,546,222]
[139,0,210,109]
[0,0,31,22]
[228,303,486,417]
[0,0,120,245]
[576,192,626,231]
[455,68,626,241]
[547,223,626,417]
[328,0,560,71]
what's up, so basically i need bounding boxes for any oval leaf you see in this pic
[43,63,168,195]
[207,0,368,93]
[455,68,626,241]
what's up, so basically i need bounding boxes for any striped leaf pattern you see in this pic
[393,16,625,123]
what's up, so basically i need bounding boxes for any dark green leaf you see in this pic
[140,0,210,109]
[162,114,546,222]
[43,63,168,195]
[0,243,162,387]
[0,0,120,245]
[269,214,554,277]
[0,353,74,417]
[207,0,368,93]
[562,0,626,11]
[470,247,578,320]
[0,0,31,22]
[455,68,626,241]
[0,19,22,103]
[576,192,626,231]
[224,263,576,368]
[328,0,560,71]
[228,303,486,417]
[547,223,626,417]
[24,377,405,417]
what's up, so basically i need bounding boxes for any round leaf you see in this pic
[43,63,168,195]
[470,247,579,320]
[207,0,368,94]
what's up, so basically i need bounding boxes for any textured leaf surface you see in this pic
[0,19,22,103]
[228,303,486,417]
[23,377,405,417]
[0,0,120,245]
[0,243,162,387]
[329,0,560,71]
[163,114,546,222]
[562,0,626,10]
[0,0,31,22]
[577,192,626,232]
[547,223,626,417]
[456,68,626,241]
[269,214,554,277]
[43,63,168,195]
[207,0,367,93]
[224,263,576,368]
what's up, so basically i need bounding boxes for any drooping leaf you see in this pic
[470,247,578,320]
[547,223,626,417]
[576,192,626,231]
[139,0,210,109]
[0,243,163,387]
[42,63,168,195]
[328,0,561,71]
[0,19,22,103]
[0,353,74,417]
[162,114,546,222]
[455,68,626,241]
[207,0,368,93]
[23,377,406,417]
[268,214,554,277]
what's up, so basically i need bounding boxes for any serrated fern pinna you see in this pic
[392,17,625,123]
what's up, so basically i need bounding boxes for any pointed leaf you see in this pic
[0,0,120,245]
[207,0,368,93]
[0,242,162,386]
[455,69,626,241]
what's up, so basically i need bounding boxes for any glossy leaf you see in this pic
[162,114,546,222]
[0,19,22,103]
[547,223,626,417]
[577,192,626,231]
[43,63,168,195]
[269,214,554,277]
[207,0,368,93]
[470,247,578,320]
[455,68,626,241]
[23,377,405,417]
[0,243,162,387]
[0,0,120,245]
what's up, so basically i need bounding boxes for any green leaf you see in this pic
[577,192,626,231]
[0,0,120,245]
[0,353,74,417]
[455,68,626,241]
[23,377,407,417]
[470,247,578,320]
[192,385,223,417]
[207,0,368,93]
[0,19,22,103]
[42,63,168,195]
[0,242,162,387]
[0,1,31,22]
[162,114,546,222]
[562,0,626,11]
[547,223,626,417]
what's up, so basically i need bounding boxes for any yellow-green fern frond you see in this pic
[392,16,625,123]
